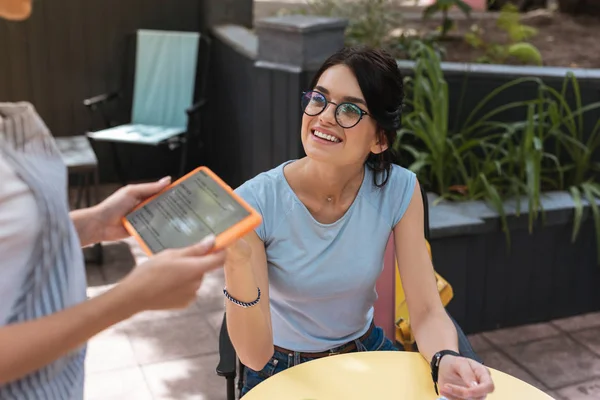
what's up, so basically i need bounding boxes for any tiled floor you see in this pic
[82,238,600,400]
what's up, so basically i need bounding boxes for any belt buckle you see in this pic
[328,348,341,356]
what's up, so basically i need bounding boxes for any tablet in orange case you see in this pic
[122,166,262,256]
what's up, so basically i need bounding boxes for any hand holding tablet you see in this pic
[122,166,261,255]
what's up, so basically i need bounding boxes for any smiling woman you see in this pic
[0,0,32,20]
[223,46,496,400]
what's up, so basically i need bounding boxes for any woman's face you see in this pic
[0,0,32,20]
[300,64,387,168]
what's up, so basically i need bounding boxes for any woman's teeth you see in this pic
[313,130,340,143]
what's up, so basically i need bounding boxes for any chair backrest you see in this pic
[131,29,200,128]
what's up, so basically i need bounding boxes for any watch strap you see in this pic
[430,349,461,394]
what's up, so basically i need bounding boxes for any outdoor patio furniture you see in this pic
[215,183,481,400]
[83,29,210,184]
[54,135,103,265]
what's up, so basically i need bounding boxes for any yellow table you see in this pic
[243,351,554,400]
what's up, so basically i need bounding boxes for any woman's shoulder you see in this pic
[233,161,294,242]
[389,163,416,183]
[364,163,416,194]
[234,161,290,199]
[362,163,417,227]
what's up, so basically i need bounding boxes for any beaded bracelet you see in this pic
[223,287,261,308]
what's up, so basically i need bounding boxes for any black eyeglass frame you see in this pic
[300,90,369,129]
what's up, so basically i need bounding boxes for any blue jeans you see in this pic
[240,324,400,396]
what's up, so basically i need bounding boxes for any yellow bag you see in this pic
[394,240,454,351]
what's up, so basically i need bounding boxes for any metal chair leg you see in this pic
[226,377,235,400]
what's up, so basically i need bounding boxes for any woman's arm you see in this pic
[0,282,135,385]
[394,180,495,399]
[70,207,103,247]
[0,237,225,385]
[393,180,458,362]
[223,232,274,371]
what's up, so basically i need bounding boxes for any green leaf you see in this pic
[453,0,473,15]
[508,42,543,66]
[441,18,454,36]
[569,185,583,242]
[423,4,441,19]
[582,182,600,265]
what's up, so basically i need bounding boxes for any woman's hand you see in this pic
[117,234,226,312]
[437,355,495,400]
[94,176,172,242]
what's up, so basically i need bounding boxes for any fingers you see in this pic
[457,358,479,388]
[177,234,217,256]
[442,360,494,399]
[469,359,495,396]
[125,176,172,200]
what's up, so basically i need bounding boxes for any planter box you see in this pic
[428,190,600,334]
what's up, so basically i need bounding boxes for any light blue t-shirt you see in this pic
[235,160,416,352]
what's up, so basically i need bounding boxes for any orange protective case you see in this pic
[122,166,262,256]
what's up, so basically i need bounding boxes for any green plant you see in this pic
[535,73,600,260]
[395,42,600,259]
[422,0,473,40]
[464,4,543,65]
[395,42,554,242]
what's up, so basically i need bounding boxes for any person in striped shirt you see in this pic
[0,2,227,398]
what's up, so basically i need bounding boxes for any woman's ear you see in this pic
[370,131,389,155]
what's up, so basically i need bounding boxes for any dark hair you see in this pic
[308,46,404,187]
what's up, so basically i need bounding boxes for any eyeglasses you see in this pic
[300,90,369,129]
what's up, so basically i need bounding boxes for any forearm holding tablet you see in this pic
[123,166,261,255]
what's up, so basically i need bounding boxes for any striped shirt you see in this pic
[0,102,87,399]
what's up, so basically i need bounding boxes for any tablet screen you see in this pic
[125,169,250,253]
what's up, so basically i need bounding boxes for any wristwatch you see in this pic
[430,349,461,395]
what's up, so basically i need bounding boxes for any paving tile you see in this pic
[84,366,153,400]
[195,268,226,313]
[483,322,561,346]
[205,309,225,338]
[556,378,600,400]
[481,350,548,392]
[142,353,227,400]
[85,327,137,374]
[571,327,600,357]
[120,314,218,365]
[85,264,106,287]
[546,390,563,399]
[467,333,494,353]
[504,335,600,390]
[553,312,600,333]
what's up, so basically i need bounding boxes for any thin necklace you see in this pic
[325,168,364,203]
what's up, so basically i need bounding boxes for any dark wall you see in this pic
[207,27,317,188]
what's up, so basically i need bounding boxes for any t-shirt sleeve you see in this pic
[0,156,41,324]
[234,178,268,242]
[390,165,417,228]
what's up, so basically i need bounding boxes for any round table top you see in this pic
[243,351,554,400]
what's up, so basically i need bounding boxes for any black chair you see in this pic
[216,183,481,400]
